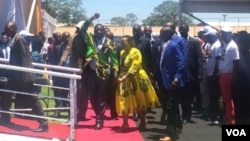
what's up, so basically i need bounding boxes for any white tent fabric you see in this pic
[42,10,57,38]
[0,0,56,37]
[0,0,27,33]
[182,0,250,13]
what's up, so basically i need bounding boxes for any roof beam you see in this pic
[182,0,250,13]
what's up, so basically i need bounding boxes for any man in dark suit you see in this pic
[0,33,10,60]
[142,25,158,115]
[1,21,48,132]
[59,14,99,122]
[151,33,168,122]
[104,30,118,120]
[133,24,152,75]
[62,21,89,122]
[179,23,203,124]
[0,32,10,123]
[51,31,71,118]
[132,24,153,120]
[232,31,250,124]
[160,26,187,141]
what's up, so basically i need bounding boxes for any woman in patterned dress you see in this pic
[116,35,160,131]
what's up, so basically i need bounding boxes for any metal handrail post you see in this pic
[0,63,81,141]
[69,78,77,141]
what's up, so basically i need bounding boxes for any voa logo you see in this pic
[226,129,246,136]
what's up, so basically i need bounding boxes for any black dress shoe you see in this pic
[94,123,103,130]
[187,119,196,123]
[111,113,118,120]
[133,113,139,121]
[182,119,187,124]
[33,124,48,132]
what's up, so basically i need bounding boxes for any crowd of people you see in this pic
[0,12,250,141]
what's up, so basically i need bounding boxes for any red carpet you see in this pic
[76,102,144,141]
[0,102,144,141]
[0,118,69,140]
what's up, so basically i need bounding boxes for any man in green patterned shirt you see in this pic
[81,13,118,130]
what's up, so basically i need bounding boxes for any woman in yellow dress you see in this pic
[116,35,160,130]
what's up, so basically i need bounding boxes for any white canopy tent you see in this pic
[181,0,250,13]
[179,0,250,28]
[0,0,56,37]
[42,9,57,38]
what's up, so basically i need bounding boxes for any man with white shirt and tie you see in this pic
[0,32,10,124]
[0,33,10,60]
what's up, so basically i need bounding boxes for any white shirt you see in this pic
[205,40,221,76]
[160,41,169,70]
[89,36,105,70]
[217,40,240,74]
[96,37,105,51]
[1,45,10,60]
[150,36,154,49]
[40,43,49,56]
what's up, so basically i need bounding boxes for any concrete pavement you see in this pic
[136,107,221,141]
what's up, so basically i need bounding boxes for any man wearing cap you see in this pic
[203,27,222,125]
[1,21,48,132]
[69,20,89,122]
[216,26,239,125]
[58,14,101,122]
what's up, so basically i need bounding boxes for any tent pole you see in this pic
[27,0,37,31]
[183,11,219,31]
[178,0,183,27]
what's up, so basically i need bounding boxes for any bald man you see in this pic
[159,26,186,141]
[164,22,176,32]
[132,24,151,120]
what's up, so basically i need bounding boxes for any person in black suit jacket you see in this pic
[51,31,71,118]
[179,23,203,124]
[142,25,159,114]
[1,22,48,132]
[133,24,152,75]
[151,32,170,122]
[0,33,10,124]
[132,24,153,120]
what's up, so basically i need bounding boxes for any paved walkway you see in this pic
[137,107,221,141]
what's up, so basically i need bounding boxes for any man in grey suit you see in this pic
[1,22,48,132]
